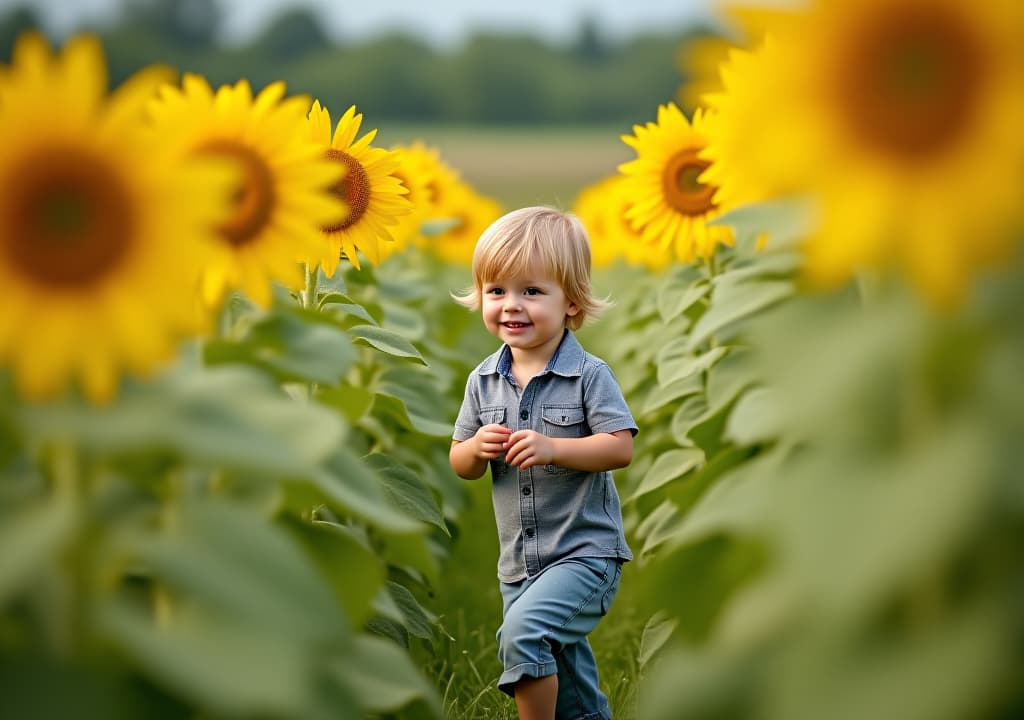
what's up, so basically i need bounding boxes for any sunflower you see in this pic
[573,177,623,269]
[575,176,673,271]
[147,75,345,307]
[619,103,735,264]
[705,0,1024,305]
[0,33,235,402]
[430,180,503,266]
[379,141,443,261]
[307,103,412,274]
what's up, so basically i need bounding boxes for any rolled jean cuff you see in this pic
[497,659,557,697]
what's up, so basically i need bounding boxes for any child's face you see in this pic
[481,267,579,356]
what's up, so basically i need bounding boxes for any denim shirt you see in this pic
[453,331,637,582]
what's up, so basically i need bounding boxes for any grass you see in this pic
[376,124,633,210]
[410,476,646,719]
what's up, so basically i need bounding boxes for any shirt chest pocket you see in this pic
[541,404,587,438]
[478,406,507,427]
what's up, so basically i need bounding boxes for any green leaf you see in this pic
[629,448,705,503]
[725,387,781,445]
[205,309,357,385]
[19,367,344,476]
[635,499,682,558]
[319,292,379,325]
[291,450,422,532]
[657,345,731,388]
[376,530,439,588]
[282,517,385,628]
[641,374,703,415]
[386,580,435,640]
[136,500,348,641]
[382,301,427,341]
[374,367,455,437]
[670,395,710,445]
[0,494,76,605]
[364,454,449,535]
[332,634,443,717]
[639,611,678,668]
[666,446,757,524]
[687,393,743,458]
[100,600,344,719]
[657,268,708,323]
[687,281,793,351]
[348,324,426,364]
[317,383,375,424]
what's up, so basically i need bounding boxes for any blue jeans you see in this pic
[497,556,623,720]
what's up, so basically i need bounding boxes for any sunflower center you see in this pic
[199,139,275,247]
[836,2,984,160]
[3,146,134,289]
[661,148,717,216]
[324,148,370,233]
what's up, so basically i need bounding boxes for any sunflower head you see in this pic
[383,141,450,258]
[430,180,503,266]
[619,102,734,264]
[307,102,412,274]
[711,0,1024,305]
[148,76,347,307]
[0,34,235,401]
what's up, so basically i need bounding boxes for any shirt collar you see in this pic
[478,329,586,379]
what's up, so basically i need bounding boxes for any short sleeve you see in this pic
[452,373,482,441]
[584,363,638,437]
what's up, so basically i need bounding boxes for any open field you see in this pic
[378,125,635,210]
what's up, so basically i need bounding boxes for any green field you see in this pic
[378,125,635,209]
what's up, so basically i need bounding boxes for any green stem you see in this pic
[50,441,82,658]
[302,263,319,310]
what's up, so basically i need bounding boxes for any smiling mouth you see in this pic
[502,322,531,328]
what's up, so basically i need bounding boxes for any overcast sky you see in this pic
[3,0,719,47]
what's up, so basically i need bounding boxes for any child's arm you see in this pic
[504,429,633,472]
[449,423,514,479]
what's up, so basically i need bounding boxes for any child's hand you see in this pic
[474,423,512,460]
[504,430,556,470]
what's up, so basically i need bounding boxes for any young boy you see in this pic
[449,206,637,720]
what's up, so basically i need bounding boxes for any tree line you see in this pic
[0,0,712,126]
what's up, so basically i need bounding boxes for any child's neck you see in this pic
[507,330,565,389]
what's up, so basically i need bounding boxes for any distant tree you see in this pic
[120,0,222,50]
[572,15,607,64]
[255,7,332,62]
[0,5,44,61]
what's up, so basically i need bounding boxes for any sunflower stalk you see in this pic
[49,440,84,659]
[300,263,320,399]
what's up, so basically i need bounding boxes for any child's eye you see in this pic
[485,287,504,296]
[524,287,541,296]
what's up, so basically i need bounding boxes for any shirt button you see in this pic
[522,486,531,496]
[525,527,535,538]
[520,409,529,421]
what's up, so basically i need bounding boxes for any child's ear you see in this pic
[566,302,580,317]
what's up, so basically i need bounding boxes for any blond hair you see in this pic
[452,206,608,330]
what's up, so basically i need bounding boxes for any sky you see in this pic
[2,0,720,47]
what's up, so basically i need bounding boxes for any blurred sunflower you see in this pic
[431,180,503,266]
[619,103,734,264]
[676,34,736,114]
[576,176,673,271]
[0,34,234,402]
[380,141,442,261]
[307,102,412,274]
[707,0,1024,304]
[573,176,623,269]
[148,75,345,307]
